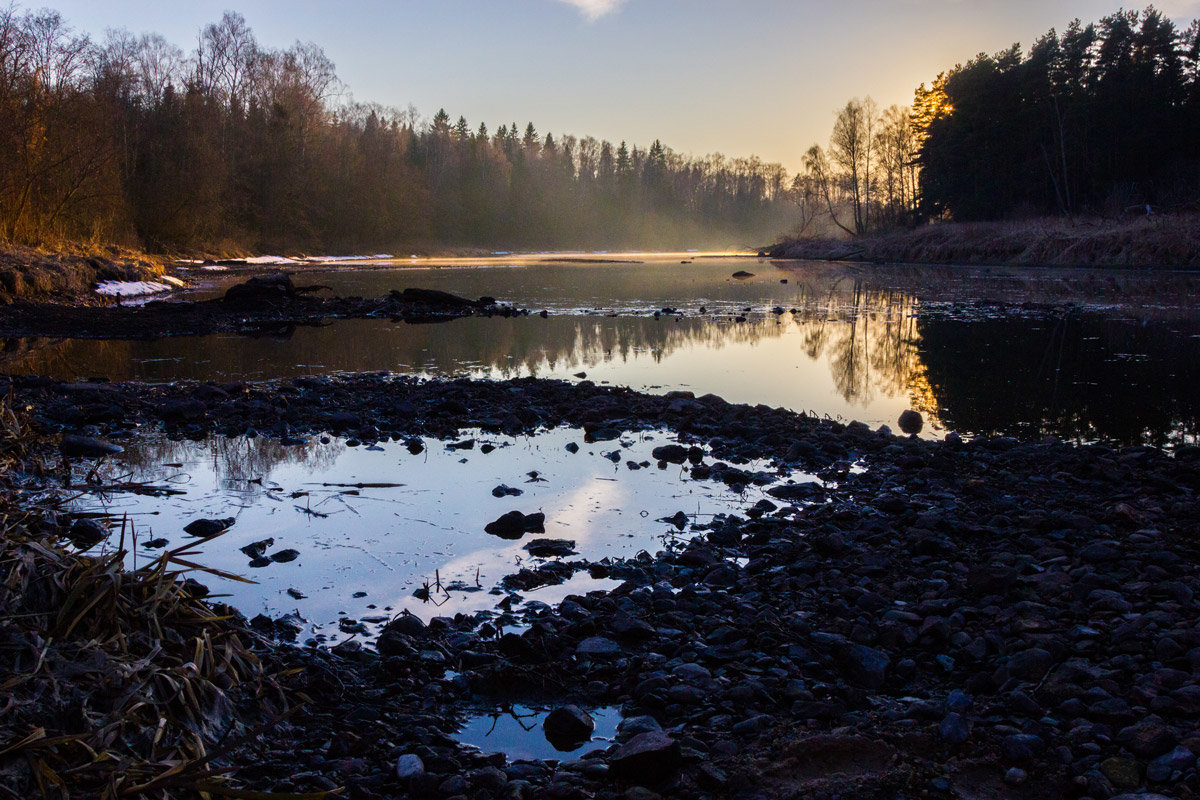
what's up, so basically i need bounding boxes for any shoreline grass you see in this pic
[0,402,305,799]
[769,214,1200,270]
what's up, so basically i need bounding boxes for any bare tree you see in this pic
[828,97,879,235]
[136,33,183,102]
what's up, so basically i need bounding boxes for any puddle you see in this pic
[456,705,620,761]
[73,426,816,643]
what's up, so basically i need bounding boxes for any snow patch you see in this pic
[95,280,174,297]
[244,255,300,265]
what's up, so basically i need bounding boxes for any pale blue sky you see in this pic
[41,0,1200,172]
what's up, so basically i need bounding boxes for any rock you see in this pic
[651,444,689,464]
[543,706,595,749]
[1004,768,1028,785]
[766,482,825,502]
[523,539,577,557]
[385,613,426,637]
[240,537,274,559]
[1001,733,1044,761]
[1147,746,1194,782]
[269,548,300,563]
[617,716,663,741]
[731,271,755,279]
[1007,647,1053,681]
[898,410,924,435]
[843,644,890,688]
[609,732,681,782]
[67,518,107,548]
[60,435,124,458]
[183,517,235,537]
[224,273,295,304]
[492,484,523,497]
[939,713,971,744]
[1118,719,1177,757]
[660,511,689,530]
[393,287,485,308]
[1100,757,1142,792]
[484,510,546,539]
[577,636,621,656]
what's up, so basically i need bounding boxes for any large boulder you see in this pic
[609,732,681,782]
[543,706,594,750]
[223,273,295,305]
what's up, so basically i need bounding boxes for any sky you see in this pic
[40,0,1200,174]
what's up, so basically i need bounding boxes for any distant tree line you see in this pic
[0,6,798,253]
[795,6,1200,235]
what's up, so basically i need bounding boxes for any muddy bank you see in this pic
[0,243,168,304]
[770,216,1200,269]
[0,276,527,340]
[5,374,1200,799]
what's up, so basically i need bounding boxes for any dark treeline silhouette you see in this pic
[917,6,1200,221]
[0,6,797,253]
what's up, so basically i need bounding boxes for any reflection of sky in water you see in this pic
[75,428,811,643]
[456,704,620,762]
[7,255,1199,444]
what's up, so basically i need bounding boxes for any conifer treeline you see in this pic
[0,7,797,253]
[917,7,1200,220]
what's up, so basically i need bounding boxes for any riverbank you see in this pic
[0,243,170,304]
[3,373,1198,799]
[0,275,527,340]
[769,215,1200,269]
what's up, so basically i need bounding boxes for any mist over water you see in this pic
[5,255,1200,445]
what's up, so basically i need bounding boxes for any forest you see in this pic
[0,6,798,253]
[796,6,1200,234]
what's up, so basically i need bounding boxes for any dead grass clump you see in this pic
[0,244,168,304]
[0,401,306,799]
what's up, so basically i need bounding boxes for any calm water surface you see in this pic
[7,253,1200,444]
[76,426,808,643]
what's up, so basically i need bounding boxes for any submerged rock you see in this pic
[523,538,576,557]
[484,510,546,539]
[60,435,124,458]
[223,273,295,305]
[183,517,235,537]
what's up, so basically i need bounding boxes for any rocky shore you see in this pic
[0,275,528,340]
[3,373,1199,799]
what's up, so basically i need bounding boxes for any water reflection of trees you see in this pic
[115,435,345,490]
[918,312,1200,446]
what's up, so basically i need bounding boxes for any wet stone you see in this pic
[523,539,577,558]
[577,636,621,657]
[484,510,546,539]
[183,517,235,537]
[543,706,595,749]
[610,732,681,783]
[60,435,124,458]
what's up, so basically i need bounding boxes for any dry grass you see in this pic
[0,243,167,304]
[0,401,318,799]
[772,214,1200,269]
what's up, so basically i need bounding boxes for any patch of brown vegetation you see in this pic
[770,215,1200,269]
[0,244,166,304]
[0,401,296,798]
